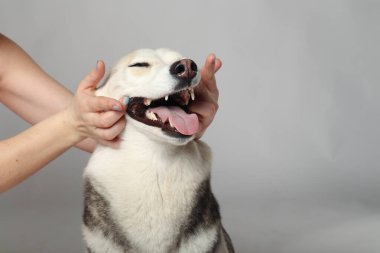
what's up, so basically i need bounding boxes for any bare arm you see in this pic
[0,34,126,192]
[0,109,85,192]
[0,33,221,192]
[0,33,96,152]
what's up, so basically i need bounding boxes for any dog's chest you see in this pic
[85,140,211,252]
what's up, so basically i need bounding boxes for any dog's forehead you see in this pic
[155,48,183,63]
[124,48,183,64]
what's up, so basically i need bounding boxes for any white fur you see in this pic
[85,123,212,252]
[178,225,218,253]
[83,226,124,253]
[97,48,200,102]
[84,49,220,252]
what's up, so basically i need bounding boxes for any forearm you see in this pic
[0,34,70,122]
[0,35,127,192]
[0,33,96,152]
[0,110,83,193]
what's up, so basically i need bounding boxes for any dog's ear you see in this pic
[95,72,110,97]
[96,73,111,90]
[95,71,121,100]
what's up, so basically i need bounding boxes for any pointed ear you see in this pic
[95,71,126,101]
[96,71,118,97]
[95,72,111,97]
[96,72,111,90]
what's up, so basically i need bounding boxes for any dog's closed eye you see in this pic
[129,62,150,68]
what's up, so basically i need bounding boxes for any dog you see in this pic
[82,48,234,253]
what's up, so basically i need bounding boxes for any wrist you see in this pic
[59,106,88,145]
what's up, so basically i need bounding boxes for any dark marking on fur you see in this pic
[207,228,221,253]
[86,247,93,253]
[83,178,131,251]
[222,226,235,253]
[183,179,221,237]
[173,179,234,252]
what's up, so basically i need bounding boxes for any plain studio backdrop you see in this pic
[1,1,380,252]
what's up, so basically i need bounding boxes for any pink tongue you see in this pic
[149,106,199,135]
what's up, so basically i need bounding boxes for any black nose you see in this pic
[170,59,198,81]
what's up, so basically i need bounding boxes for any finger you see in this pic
[214,58,222,73]
[77,60,106,92]
[93,116,126,141]
[189,100,218,128]
[96,136,122,149]
[195,127,206,140]
[192,101,219,140]
[86,110,125,129]
[201,54,216,81]
[201,54,219,94]
[86,95,126,113]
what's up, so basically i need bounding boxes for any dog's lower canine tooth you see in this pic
[190,89,195,101]
[144,98,152,106]
[165,95,169,101]
[146,110,157,121]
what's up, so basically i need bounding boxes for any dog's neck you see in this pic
[112,120,211,174]
[90,119,212,191]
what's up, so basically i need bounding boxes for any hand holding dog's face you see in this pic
[190,54,222,139]
[64,60,127,148]
[96,50,222,144]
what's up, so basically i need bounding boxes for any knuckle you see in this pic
[214,88,219,98]
[118,117,127,128]
[100,111,122,128]
[209,102,219,115]
[99,120,112,128]
[101,130,117,141]
[100,120,125,141]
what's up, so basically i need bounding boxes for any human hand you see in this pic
[64,61,127,148]
[189,54,222,139]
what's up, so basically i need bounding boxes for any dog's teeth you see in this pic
[190,88,195,101]
[144,98,152,106]
[165,95,169,101]
[145,110,158,121]
[169,119,174,128]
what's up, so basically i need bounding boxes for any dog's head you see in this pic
[97,48,201,145]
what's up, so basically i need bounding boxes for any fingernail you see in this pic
[123,96,130,105]
[112,105,122,111]
[210,54,216,65]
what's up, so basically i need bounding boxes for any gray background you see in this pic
[1,0,380,252]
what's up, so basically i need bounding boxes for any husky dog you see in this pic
[82,49,234,253]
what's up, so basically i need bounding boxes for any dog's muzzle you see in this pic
[126,59,200,138]
[170,59,198,90]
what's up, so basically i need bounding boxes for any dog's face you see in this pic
[97,48,201,145]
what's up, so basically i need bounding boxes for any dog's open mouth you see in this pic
[126,88,198,137]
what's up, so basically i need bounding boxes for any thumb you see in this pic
[78,60,106,92]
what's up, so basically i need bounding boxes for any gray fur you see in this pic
[83,178,131,251]
[181,180,221,238]
[83,177,234,252]
[175,179,235,252]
